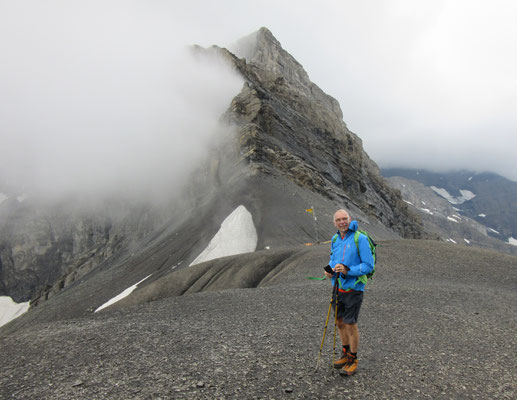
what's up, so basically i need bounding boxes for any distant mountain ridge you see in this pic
[382,168,517,252]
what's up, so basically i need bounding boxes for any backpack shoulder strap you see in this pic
[353,231,362,257]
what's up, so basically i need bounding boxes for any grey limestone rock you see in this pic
[1,27,425,307]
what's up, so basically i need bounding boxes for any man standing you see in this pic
[324,209,374,376]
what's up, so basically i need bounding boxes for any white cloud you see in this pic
[1,0,516,196]
[0,2,243,201]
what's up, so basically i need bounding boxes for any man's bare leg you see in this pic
[339,323,360,375]
[333,318,351,368]
[336,318,350,347]
[344,323,359,353]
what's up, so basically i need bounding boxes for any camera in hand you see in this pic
[323,265,334,275]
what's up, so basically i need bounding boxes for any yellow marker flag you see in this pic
[306,208,313,213]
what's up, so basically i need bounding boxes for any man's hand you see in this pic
[324,271,333,279]
[334,263,349,275]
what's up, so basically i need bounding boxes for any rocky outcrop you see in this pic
[0,198,164,303]
[1,27,425,306]
[220,28,424,238]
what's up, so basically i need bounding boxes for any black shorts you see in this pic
[332,290,363,324]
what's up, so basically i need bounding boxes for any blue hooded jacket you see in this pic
[329,220,374,292]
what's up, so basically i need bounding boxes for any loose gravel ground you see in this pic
[1,240,516,399]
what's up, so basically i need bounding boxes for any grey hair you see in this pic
[333,209,350,221]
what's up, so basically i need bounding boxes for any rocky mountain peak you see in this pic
[217,29,425,239]
[232,27,310,84]
[229,28,343,120]
[1,27,425,308]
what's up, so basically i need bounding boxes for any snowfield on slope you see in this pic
[430,187,476,204]
[0,296,30,328]
[95,206,258,312]
[95,275,152,313]
[190,205,258,266]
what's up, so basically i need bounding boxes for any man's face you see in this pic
[334,211,350,234]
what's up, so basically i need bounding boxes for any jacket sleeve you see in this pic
[329,241,337,286]
[329,239,336,267]
[346,234,374,277]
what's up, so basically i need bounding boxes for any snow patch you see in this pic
[446,238,457,244]
[430,187,476,204]
[488,228,500,234]
[459,190,476,201]
[403,200,414,206]
[0,296,30,327]
[468,176,473,181]
[419,208,433,215]
[508,237,517,246]
[95,274,152,312]
[447,216,460,223]
[190,205,257,266]
[478,213,486,218]
[464,238,471,245]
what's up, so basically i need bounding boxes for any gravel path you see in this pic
[1,240,516,399]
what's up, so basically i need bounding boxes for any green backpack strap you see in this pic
[330,233,338,257]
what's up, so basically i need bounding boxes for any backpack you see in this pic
[353,230,377,285]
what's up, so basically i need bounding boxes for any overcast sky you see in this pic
[1,0,516,199]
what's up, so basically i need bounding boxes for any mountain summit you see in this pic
[219,27,423,235]
[1,27,423,311]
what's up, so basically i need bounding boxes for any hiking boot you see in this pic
[333,351,350,369]
[339,355,358,376]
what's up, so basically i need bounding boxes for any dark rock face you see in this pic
[0,197,164,303]
[383,168,517,253]
[385,176,517,255]
[1,27,424,305]
[221,28,424,238]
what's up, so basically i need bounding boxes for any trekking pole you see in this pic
[315,278,338,370]
[332,289,339,366]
